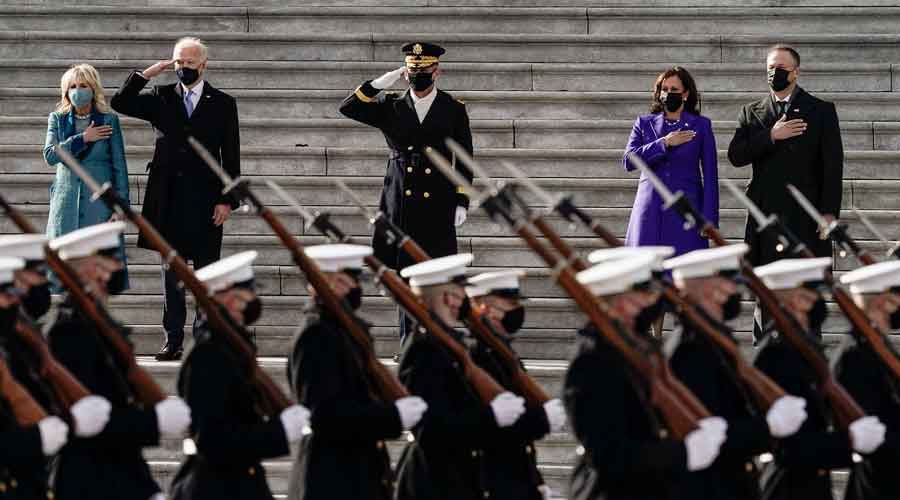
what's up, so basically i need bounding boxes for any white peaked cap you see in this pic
[588,246,675,271]
[576,252,656,296]
[754,257,832,290]
[0,234,48,261]
[196,251,259,293]
[839,260,900,295]
[664,243,749,281]
[49,221,126,260]
[465,269,525,298]
[0,257,25,286]
[401,253,473,288]
[305,244,372,272]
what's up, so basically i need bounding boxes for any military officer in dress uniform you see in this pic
[661,244,809,500]
[565,252,728,500]
[835,260,900,500]
[752,258,885,500]
[339,42,473,271]
[171,251,310,500]
[0,235,53,321]
[394,254,528,500]
[286,244,427,500]
[46,222,191,500]
[465,270,566,500]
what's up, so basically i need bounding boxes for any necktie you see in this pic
[778,101,788,116]
[184,90,194,118]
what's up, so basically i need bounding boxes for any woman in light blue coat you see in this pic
[43,63,130,291]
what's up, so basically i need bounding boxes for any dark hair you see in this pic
[650,66,701,115]
[768,44,800,67]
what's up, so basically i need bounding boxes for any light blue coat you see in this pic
[43,108,131,288]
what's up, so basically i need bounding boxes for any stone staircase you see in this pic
[2,2,897,497]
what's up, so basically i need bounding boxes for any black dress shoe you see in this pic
[155,344,184,361]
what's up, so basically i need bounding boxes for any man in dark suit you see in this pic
[111,37,240,360]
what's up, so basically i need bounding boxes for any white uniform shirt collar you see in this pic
[182,79,205,109]
[409,86,437,123]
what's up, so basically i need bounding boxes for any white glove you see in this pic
[395,396,428,430]
[155,397,192,438]
[685,418,728,471]
[849,416,886,454]
[538,484,554,500]
[70,395,112,437]
[37,416,69,456]
[454,206,467,227]
[490,391,526,428]
[543,398,567,432]
[766,395,808,438]
[148,494,166,500]
[371,67,406,90]
[280,404,311,443]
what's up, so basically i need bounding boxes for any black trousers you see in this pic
[161,254,215,348]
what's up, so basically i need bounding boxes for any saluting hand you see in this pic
[770,114,807,141]
[140,59,176,80]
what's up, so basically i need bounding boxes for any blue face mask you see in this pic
[68,88,93,109]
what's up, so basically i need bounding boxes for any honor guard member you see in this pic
[395,254,527,500]
[565,252,728,500]
[286,244,427,500]
[339,42,474,271]
[662,244,809,500]
[171,251,310,500]
[835,261,900,500]
[465,270,566,500]
[47,222,191,500]
[0,235,53,321]
[0,256,70,500]
[752,258,885,500]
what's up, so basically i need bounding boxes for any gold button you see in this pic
[817,469,826,477]
[425,168,432,174]
[658,429,668,439]
[407,146,414,151]
[405,190,412,196]
[376,440,385,449]
[471,450,477,457]
[745,462,753,473]
[9,479,16,488]
[525,445,533,454]
[406,167,413,173]
[423,192,430,198]
[248,466,256,476]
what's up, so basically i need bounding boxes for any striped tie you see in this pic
[184,90,194,118]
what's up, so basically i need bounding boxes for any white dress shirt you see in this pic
[410,86,437,123]
[182,79,204,112]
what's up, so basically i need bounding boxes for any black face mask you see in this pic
[889,308,900,330]
[457,295,471,322]
[807,296,827,332]
[176,67,201,86]
[243,297,262,326]
[22,282,51,319]
[635,297,664,334]
[768,67,792,92]
[345,287,363,311]
[722,292,742,321]
[500,306,525,335]
[661,92,684,113]
[409,71,434,92]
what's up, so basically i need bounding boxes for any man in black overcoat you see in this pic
[110,36,241,361]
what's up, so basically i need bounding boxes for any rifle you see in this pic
[0,355,47,426]
[189,140,408,404]
[429,144,707,439]
[502,163,786,411]
[0,193,165,407]
[335,180,551,405]
[52,145,289,414]
[632,155,864,429]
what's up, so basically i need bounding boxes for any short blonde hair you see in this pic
[173,36,209,61]
[56,63,110,113]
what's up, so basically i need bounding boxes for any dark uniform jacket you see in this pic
[0,395,46,500]
[395,321,500,500]
[110,72,240,262]
[339,82,473,270]
[836,335,900,500]
[286,304,402,500]
[754,336,854,500]
[171,321,290,500]
[470,338,550,500]
[669,323,771,500]
[564,325,688,500]
[46,304,161,500]
[727,87,843,265]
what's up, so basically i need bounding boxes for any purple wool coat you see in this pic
[623,112,719,256]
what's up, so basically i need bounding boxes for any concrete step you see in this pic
[3,145,899,180]
[2,60,890,93]
[7,0,899,6]
[0,116,881,151]
[4,32,900,63]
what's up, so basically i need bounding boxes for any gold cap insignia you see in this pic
[413,43,423,55]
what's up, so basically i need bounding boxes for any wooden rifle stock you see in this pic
[0,357,46,426]
[14,313,90,407]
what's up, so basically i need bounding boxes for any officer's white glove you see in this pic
[685,417,728,471]
[70,395,112,437]
[766,395,807,438]
[490,391,526,428]
[538,484,554,500]
[543,398,567,432]
[155,397,192,438]
[37,416,69,456]
[849,416,886,454]
[280,404,312,443]
[395,396,428,430]
[454,206,467,227]
[372,67,406,90]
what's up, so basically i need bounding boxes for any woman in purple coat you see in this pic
[624,67,719,257]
